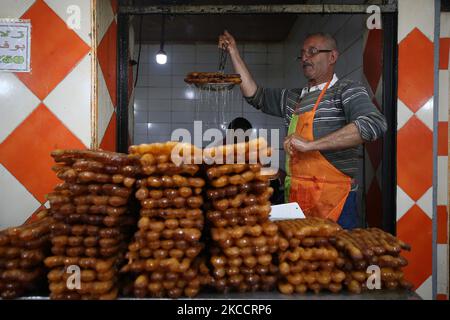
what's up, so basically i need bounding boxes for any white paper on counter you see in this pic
[269,202,305,221]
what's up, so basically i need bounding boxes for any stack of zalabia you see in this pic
[330,228,412,294]
[44,149,139,300]
[122,142,207,298]
[275,218,345,294]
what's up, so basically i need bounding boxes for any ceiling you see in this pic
[132,14,299,43]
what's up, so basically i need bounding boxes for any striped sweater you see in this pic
[244,79,387,180]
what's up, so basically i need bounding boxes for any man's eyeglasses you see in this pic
[296,47,332,60]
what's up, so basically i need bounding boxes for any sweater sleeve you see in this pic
[341,82,387,142]
[244,85,286,118]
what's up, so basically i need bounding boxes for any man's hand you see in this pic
[218,30,238,55]
[284,134,314,155]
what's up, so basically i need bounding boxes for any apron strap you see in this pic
[311,78,332,113]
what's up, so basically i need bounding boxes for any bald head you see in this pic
[304,32,338,51]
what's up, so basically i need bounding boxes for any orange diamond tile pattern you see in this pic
[440,38,450,70]
[398,28,434,113]
[0,104,85,203]
[100,112,117,152]
[397,116,433,201]
[437,205,448,244]
[98,20,118,107]
[438,122,448,156]
[363,29,383,94]
[16,0,90,100]
[397,205,432,289]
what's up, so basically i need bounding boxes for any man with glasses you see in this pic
[218,31,387,229]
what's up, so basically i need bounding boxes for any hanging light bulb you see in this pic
[155,14,167,65]
[156,49,167,64]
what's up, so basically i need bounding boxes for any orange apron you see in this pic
[285,79,351,221]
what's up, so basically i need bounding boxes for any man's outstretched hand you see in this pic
[218,30,238,55]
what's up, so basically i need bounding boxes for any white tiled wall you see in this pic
[133,42,286,164]
[132,14,366,176]
[283,14,366,87]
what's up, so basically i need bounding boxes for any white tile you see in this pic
[172,44,195,53]
[439,70,449,122]
[172,63,196,75]
[172,75,189,87]
[0,73,40,143]
[441,12,450,37]
[196,51,219,64]
[416,187,433,219]
[244,52,267,65]
[0,164,41,228]
[171,87,190,100]
[398,0,434,42]
[134,123,148,136]
[147,123,172,136]
[1,0,35,18]
[396,185,415,221]
[172,111,195,123]
[44,53,92,147]
[416,97,434,132]
[149,63,171,76]
[148,88,171,100]
[267,65,284,78]
[45,0,92,46]
[133,134,148,145]
[415,276,433,300]
[134,87,148,100]
[148,75,171,87]
[438,156,448,206]
[95,0,114,43]
[397,99,414,131]
[172,99,196,112]
[97,65,114,146]
[136,75,149,87]
[172,51,196,63]
[268,43,284,53]
[133,99,148,111]
[148,99,171,111]
[147,135,172,143]
[138,63,150,76]
[437,244,449,295]
[148,111,171,123]
[134,110,148,123]
[268,53,284,65]
[244,43,267,53]
[267,77,284,88]
[195,64,218,72]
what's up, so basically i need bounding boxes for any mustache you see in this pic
[303,62,313,67]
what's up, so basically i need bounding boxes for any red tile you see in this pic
[437,205,448,244]
[0,104,85,203]
[440,38,450,70]
[365,179,383,228]
[100,112,117,152]
[366,138,382,171]
[363,29,383,95]
[438,122,448,156]
[111,0,118,16]
[437,294,448,300]
[398,28,434,112]
[397,205,433,289]
[98,21,117,107]
[16,0,90,100]
[397,116,433,201]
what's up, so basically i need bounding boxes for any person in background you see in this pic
[226,117,285,205]
[219,31,387,229]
